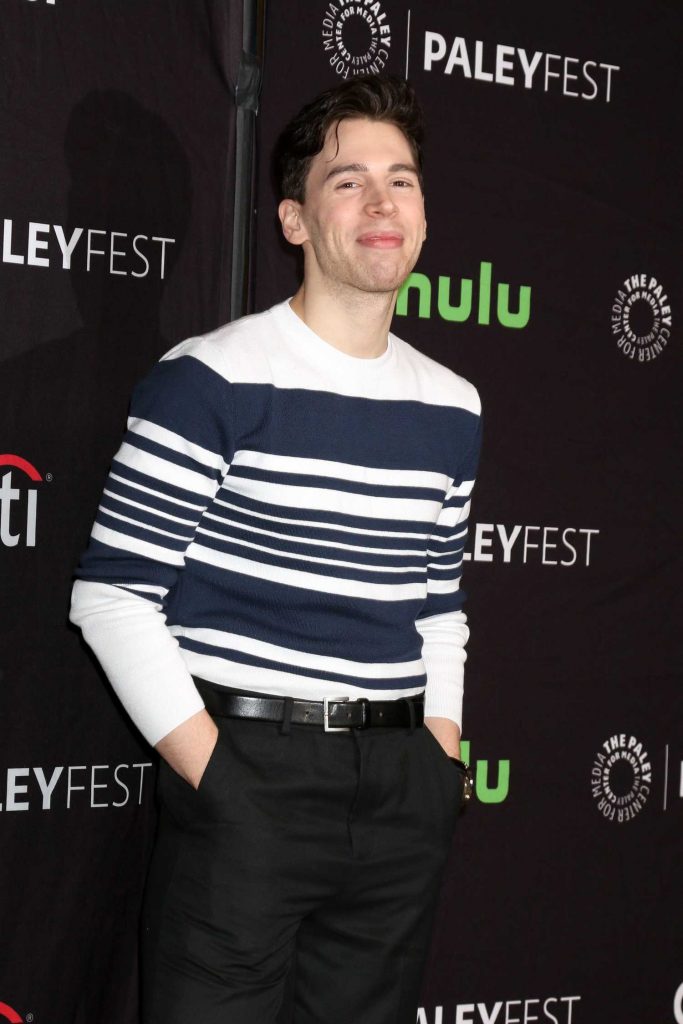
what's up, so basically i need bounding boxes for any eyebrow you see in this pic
[323,162,419,182]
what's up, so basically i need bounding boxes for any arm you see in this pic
[70,343,233,786]
[418,402,482,756]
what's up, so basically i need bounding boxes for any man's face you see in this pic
[285,116,427,296]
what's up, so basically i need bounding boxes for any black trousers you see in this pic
[141,686,464,1024]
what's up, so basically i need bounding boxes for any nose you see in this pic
[364,184,397,216]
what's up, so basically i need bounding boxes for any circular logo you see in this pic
[591,734,652,823]
[611,273,672,362]
[321,1,392,79]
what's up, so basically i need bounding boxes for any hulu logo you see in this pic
[461,740,510,803]
[396,261,531,328]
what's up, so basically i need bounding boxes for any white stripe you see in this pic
[91,522,186,566]
[436,500,470,528]
[203,510,427,557]
[194,527,425,573]
[427,560,463,571]
[99,505,193,542]
[180,649,427,701]
[109,472,205,512]
[214,497,430,540]
[127,417,230,475]
[187,544,426,601]
[426,577,462,594]
[103,488,197,527]
[445,478,475,499]
[169,625,424,679]
[223,475,442,521]
[117,443,217,499]
[232,449,450,491]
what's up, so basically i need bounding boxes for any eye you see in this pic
[391,179,414,188]
[336,180,360,190]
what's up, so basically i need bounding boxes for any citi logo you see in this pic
[396,261,531,328]
[0,455,42,548]
[460,740,510,804]
[0,1002,23,1023]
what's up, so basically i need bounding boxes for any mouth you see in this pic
[356,232,404,250]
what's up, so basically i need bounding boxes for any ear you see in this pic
[278,199,308,246]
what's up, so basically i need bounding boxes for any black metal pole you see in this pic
[230,0,266,322]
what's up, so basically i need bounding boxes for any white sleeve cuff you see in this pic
[415,610,469,730]
[70,579,206,747]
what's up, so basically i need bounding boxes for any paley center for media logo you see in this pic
[591,729,681,824]
[396,262,531,330]
[591,734,652,823]
[611,273,672,362]
[0,455,45,548]
[321,0,392,78]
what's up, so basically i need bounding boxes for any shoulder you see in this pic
[158,305,278,384]
[390,329,481,417]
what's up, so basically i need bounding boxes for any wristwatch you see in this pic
[448,756,474,807]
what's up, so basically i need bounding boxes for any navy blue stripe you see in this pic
[190,535,426,585]
[101,494,195,540]
[208,505,427,552]
[229,464,445,502]
[125,432,223,481]
[111,459,210,508]
[132,355,232,456]
[113,585,164,605]
[233,383,478,479]
[76,540,178,590]
[197,521,425,568]
[165,571,425,664]
[417,589,467,617]
[218,486,435,535]
[177,636,427,691]
[95,509,190,553]
[431,520,469,541]
[106,475,200,524]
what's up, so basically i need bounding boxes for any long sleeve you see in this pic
[417,401,482,729]
[70,340,235,746]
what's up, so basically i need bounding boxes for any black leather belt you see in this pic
[194,678,425,731]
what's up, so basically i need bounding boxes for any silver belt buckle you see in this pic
[323,695,351,732]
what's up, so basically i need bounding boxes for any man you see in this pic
[70,74,482,1024]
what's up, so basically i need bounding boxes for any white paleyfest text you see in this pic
[0,763,153,811]
[2,219,174,278]
[423,31,619,103]
[417,995,581,1024]
[463,524,599,567]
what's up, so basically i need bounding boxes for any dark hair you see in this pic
[274,74,425,202]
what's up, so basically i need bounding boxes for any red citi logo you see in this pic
[0,1002,23,1023]
[0,455,41,548]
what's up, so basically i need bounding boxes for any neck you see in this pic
[289,281,396,359]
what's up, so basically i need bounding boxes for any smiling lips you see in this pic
[356,232,403,249]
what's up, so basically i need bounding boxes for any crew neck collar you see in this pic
[275,298,396,376]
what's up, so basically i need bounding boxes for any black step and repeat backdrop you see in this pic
[253,2,683,1023]
[0,2,242,1021]
[2,2,682,1023]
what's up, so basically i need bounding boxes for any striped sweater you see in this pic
[70,299,482,746]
